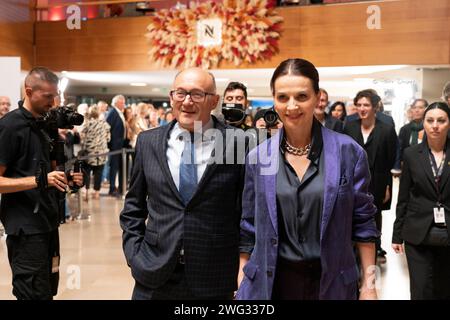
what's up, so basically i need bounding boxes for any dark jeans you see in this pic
[405,241,450,300]
[85,164,104,191]
[6,229,60,300]
[272,258,321,300]
[108,153,123,194]
[132,263,233,300]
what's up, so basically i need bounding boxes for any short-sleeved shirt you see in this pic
[0,103,59,235]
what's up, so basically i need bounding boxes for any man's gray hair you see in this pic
[111,95,125,107]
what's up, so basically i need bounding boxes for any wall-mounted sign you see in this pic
[197,18,222,47]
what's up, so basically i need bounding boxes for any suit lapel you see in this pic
[263,130,281,235]
[418,142,436,190]
[155,121,185,204]
[320,128,340,240]
[191,118,227,200]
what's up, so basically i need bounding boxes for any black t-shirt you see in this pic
[0,103,59,235]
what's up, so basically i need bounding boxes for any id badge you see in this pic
[52,256,60,273]
[433,207,446,224]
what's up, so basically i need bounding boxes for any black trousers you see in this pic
[6,229,60,300]
[272,258,321,300]
[85,164,104,191]
[405,242,450,300]
[132,263,233,300]
[109,153,123,194]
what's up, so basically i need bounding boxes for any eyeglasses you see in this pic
[170,89,215,103]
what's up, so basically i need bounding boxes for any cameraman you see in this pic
[0,67,83,300]
[223,82,252,130]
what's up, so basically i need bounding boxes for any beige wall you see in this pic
[0,1,34,70]
[34,0,450,72]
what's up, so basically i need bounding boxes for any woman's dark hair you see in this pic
[270,58,319,95]
[424,101,450,119]
[329,101,347,121]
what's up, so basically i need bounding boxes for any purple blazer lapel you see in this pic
[321,128,340,240]
[260,129,282,236]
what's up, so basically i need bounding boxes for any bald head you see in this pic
[0,96,11,118]
[174,68,217,93]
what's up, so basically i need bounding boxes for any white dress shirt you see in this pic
[167,118,215,190]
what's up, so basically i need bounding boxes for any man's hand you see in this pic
[47,171,68,192]
[70,171,84,187]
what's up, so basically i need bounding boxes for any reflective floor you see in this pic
[0,179,410,300]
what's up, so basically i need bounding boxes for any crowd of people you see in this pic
[1,64,450,301]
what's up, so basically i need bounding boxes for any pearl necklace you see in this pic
[283,138,311,156]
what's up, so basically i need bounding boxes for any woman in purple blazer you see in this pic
[236,59,380,300]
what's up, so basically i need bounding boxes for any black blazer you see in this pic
[344,119,397,210]
[392,140,450,245]
[398,121,423,162]
[324,113,344,133]
[106,108,125,151]
[120,117,246,297]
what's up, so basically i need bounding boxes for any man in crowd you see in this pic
[314,88,344,133]
[106,95,126,197]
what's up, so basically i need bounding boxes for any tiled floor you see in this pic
[0,179,410,300]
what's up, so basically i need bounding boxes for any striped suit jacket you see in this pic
[120,117,246,298]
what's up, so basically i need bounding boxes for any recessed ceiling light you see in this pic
[151,87,161,92]
[130,82,147,87]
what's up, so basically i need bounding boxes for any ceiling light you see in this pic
[130,83,147,87]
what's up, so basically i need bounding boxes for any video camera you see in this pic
[36,105,84,131]
[34,106,85,224]
[222,103,246,125]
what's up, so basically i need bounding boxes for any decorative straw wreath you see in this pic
[146,0,283,68]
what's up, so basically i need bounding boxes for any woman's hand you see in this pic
[383,185,391,204]
[392,243,404,254]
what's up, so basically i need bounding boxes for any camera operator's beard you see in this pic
[35,104,53,116]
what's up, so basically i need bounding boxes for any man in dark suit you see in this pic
[345,91,402,175]
[314,88,344,133]
[344,89,398,259]
[398,99,428,162]
[106,95,126,197]
[120,68,245,300]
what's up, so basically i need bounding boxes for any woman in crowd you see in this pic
[81,105,110,200]
[329,101,347,122]
[237,58,379,300]
[343,89,397,259]
[398,99,428,162]
[135,102,150,133]
[392,102,450,300]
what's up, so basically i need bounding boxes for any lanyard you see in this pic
[428,149,445,207]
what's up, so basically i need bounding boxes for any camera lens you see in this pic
[264,110,278,127]
[69,113,84,126]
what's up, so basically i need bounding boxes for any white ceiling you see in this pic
[62,64,449,99]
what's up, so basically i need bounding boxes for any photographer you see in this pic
[222,82,252,130]
[0,67,83,300]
